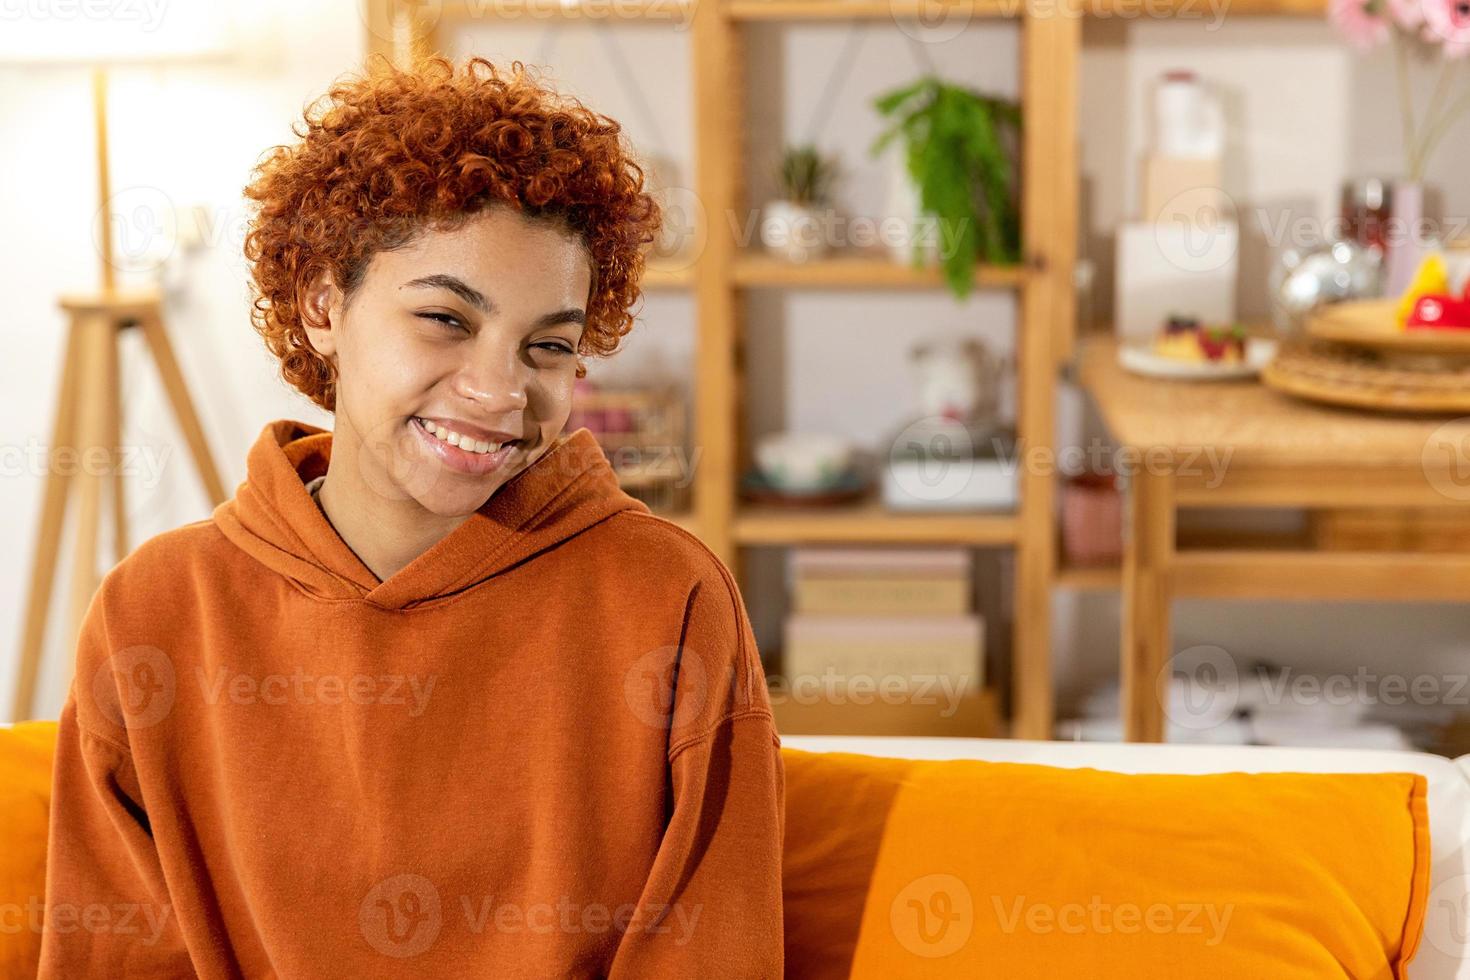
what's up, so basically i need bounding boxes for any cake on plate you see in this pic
[1152,315,1248,364]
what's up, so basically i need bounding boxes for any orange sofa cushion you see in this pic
[781,748,1431,979]
[0,721,59,978]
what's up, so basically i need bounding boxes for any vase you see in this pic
[883,143,939,267]
[759,199,829,263]
[1384,179,1431,296]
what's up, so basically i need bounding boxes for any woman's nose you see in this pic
[452,353,529,409]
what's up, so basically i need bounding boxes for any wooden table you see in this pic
[1076,336,1470,742]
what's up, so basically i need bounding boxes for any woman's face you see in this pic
[304,204,593,517]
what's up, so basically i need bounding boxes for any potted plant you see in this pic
[870,76,1022,300]
[760,144,838,263]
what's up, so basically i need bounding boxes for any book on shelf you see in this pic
[787,545,974,615]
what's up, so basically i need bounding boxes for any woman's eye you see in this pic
[418,313,465,332]
[533,342,575,356]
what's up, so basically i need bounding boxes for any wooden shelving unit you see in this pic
[368,0,1079,739]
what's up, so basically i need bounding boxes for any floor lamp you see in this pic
[5,20,232,721]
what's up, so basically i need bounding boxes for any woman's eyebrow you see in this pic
[402,273,493,313]
[402,273,585,328]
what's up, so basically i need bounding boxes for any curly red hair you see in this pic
[242,54,662,411]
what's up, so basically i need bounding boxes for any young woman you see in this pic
[39,55,784,978]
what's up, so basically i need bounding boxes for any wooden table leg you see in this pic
[1121,464,1175,743]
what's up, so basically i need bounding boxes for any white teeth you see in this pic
[417,419,504,455]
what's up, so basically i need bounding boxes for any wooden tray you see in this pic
[1261,339,1470,414]
[1306,298,1470,356]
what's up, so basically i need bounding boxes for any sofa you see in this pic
[780,733,1470,979]
[4,722,1466,977]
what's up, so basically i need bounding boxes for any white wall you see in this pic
[3,5,1466,727]
[0,0,358,718]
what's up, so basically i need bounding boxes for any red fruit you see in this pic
[1405,294,1470,330]
[1197,333,1228,361]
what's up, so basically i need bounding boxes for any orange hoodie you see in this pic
[38,419,785,978]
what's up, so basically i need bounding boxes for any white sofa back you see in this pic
[783,735,1470,980]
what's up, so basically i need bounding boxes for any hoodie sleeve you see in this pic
[37,593,193,978]
[607,559,786,979]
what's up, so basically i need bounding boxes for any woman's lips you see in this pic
[410,416,519,476]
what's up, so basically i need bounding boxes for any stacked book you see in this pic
[781,547,983,702]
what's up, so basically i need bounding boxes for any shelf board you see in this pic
[734,250,1029,289]
[735,500,1019,545]
[727,0,1023,20]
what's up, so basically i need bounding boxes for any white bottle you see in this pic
[1153,69,1225,160]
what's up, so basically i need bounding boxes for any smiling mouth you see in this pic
[409,417,522,476]
[412,417,519,455]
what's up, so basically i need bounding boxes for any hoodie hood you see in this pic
[213,419,651,609]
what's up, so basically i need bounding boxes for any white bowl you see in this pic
[755,432,853,491]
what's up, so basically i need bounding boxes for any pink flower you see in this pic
[1386,0,1426,29]
[1330,0,1391,49]
[1422,0,1470,50]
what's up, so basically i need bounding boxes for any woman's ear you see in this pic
[300,270,341,360]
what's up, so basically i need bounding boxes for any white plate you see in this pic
[1117,337,1278,380]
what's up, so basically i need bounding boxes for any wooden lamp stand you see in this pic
[11,67,226,721]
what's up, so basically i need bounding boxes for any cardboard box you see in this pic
[781,613,984,691]
[1141,155,1230,227]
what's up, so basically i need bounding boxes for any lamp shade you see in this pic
[0,0,235,64]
